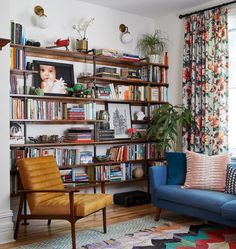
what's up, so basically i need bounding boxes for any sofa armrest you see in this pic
[149,166,167,191]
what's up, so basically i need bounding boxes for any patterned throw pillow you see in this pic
[184,151,229,192]
[225,166,236,194]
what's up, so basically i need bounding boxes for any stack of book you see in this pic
[96,129,115,141]
[64,128,93,142]
[121,53,140,62]
[64,103,96,120]
[60,169,72,183]
[95,85,112,99]
[96,67,120,79]
[71,168,89,181]
[95,48,119,57]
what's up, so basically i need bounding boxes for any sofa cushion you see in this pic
[156,185,236,214]
[225,165,236,194]
[184,151,229,191]
[166,152,186,185]
[221,200,236,220]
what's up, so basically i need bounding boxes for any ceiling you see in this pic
[79,0,215,18]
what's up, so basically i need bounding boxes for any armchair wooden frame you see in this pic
[14,180,108,249]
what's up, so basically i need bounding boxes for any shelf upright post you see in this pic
[22,46,29,225]
[92,49,97,193]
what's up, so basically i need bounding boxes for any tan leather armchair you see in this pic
[14,156,112,249]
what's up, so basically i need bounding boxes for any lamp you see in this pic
[34,5,49,29]
[119,24,133,44]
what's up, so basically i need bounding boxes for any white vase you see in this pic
[149,54,160,63]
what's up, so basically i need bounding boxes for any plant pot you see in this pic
[76,39,88,52]
[149,54,160,63]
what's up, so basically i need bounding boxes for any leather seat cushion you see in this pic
[31,193,112,217]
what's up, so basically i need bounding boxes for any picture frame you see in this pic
[107,102,132,139]
[33,60,74,96]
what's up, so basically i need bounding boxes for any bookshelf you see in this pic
[9,44,168,196]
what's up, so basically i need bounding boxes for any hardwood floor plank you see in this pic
[1,204,156,249]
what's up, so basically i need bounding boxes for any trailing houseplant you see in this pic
[148,103,195,152]
[137,29,167,63]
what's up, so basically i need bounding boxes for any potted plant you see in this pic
[72,17,95,52]
[137,29,167,63]
[148,103,195,152]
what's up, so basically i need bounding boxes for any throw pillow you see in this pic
[166,152,186,185]
[184,151,229,191]
[225,165,236,194]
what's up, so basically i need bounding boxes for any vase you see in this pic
[148,54,160,63]
[133,167,144,179]
[76,39,88,52]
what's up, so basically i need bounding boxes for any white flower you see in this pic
[72,18,95,40]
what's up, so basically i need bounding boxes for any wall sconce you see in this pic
[34,5,49,29]
[119,24,133,44]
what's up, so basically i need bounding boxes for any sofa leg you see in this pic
[155,207,162,221]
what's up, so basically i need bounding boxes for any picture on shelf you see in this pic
[107,102,131,139]
[33,60,74,95]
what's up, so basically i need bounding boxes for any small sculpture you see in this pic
[46,38,70,51]
[136,111,146,120]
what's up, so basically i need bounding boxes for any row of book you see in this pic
[95,164,144,181]
[141,66,168,83]
[107,144,146,161]
[10,47,26,70]
[10,21,25,45]
[64,128,94,143]
[11,99,97,120]
[147,143,165,159]
[11,148,93,169]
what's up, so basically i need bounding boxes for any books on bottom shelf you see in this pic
[95,163,144,182]
[60,168,89,183]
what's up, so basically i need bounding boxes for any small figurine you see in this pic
[136,111,146,120]
[46,38,70,51]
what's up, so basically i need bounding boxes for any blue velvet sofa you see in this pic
[149,165,236,227]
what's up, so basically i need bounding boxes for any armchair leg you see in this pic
[14,193,24,239]
[47,219,51,226]
[102,208,107,233]
[155,207,162,221]
[71,221,76,249]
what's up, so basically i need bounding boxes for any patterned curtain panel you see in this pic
[182,7,229,155]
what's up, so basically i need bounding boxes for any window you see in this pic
[228,13,236,156]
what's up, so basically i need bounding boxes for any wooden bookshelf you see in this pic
[9,42,169,194]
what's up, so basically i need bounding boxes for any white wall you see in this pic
[0,1,14,245]
[10,0,154,53]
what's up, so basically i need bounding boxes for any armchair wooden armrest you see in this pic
[64,180,110,193]
[18,189,80,194]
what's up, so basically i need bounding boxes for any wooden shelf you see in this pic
[10,139,148,148]
[9,94,168,106]
[10,44,168,69]
[132,120,149,124]
[10,69,38,75]
[0,38,10,50]
[79,76,169,87]
[10,119,104,124]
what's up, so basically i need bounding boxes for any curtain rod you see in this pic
[179,0,236,19]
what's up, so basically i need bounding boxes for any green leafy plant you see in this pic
[137,30,167,56]
[148,103,195,151]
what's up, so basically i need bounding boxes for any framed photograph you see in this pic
[33,60,74,95]
[107,102,132,139]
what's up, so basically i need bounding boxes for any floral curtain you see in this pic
[182,7,228,155]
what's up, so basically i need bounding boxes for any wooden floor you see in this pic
[1,204,156,249]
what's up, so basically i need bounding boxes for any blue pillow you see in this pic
[165,152,186,185]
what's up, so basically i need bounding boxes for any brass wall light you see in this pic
[34,5,49,29]
[119,24,133,44]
